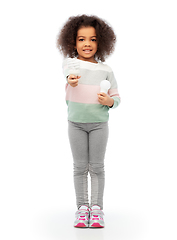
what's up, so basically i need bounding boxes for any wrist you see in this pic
[107,97,114,107]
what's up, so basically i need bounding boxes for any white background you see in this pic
[0,0,177,239]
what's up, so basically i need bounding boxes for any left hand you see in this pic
[97,92,114,107]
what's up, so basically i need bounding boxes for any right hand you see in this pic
[68,75,81,87]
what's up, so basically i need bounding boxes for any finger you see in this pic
[99,92,106,97]
[68,74,77,80]
[98,95,104,100]
[72,82,79,87]
[69,79,78,84]
[98,93,103,97]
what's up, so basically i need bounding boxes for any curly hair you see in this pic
[57,15,116,62]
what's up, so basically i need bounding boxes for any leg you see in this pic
[88,122,109,210]
[68,121,89,209]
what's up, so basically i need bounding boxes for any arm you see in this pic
[63,58,81,87]
[106,69,121,109]
[97,68,121,108]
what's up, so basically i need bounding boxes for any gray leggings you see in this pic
[68,121,109,210]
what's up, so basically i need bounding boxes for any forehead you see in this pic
[77,26,96,37]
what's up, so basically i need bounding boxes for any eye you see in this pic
[79,39,84,41]
[91,39,97,42]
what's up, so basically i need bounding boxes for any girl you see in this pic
[57,15,121,228]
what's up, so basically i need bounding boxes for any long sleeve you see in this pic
[107,69,121,109]
[62,58,80,80]
[62,58,70,81]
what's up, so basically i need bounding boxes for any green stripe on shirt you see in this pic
[66,101,109,123]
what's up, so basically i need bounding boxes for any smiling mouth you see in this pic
[83,49,92,53]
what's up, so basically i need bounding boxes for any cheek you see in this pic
[93,43,98,52]
[76,42,83,51]
[93,41,98,48]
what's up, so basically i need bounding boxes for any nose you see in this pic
[84,41,90,46]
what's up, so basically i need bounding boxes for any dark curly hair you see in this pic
[57,15,116,62]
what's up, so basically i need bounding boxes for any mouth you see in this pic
[83,49,92,53]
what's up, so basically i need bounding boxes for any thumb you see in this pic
[100,92,107,97]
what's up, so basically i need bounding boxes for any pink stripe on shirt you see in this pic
[66,84,100,104]
[66,84,120,104]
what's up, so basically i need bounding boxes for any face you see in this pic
[75,26,98,63]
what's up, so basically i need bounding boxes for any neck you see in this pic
[77,56,98,63]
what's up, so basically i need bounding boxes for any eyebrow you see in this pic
[77,36,97,38]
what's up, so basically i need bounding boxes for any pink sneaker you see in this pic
[74,205,89,228]
[89,205,105,228]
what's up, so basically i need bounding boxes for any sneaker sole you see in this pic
[74,223,89,228]
[89,222,104,228]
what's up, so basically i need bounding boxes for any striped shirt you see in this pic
[63,58,121,123]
